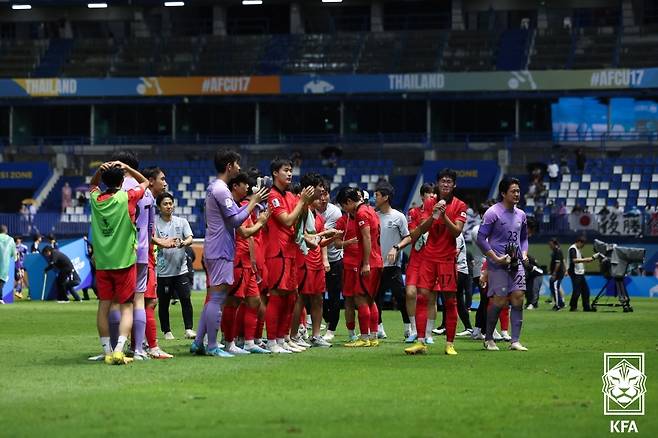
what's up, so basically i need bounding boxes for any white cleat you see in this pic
[456,329,473,337]
[500,330,512,342]
[526,304,535,310]
[283,341,303,353]
[268,343,292,354]
[88,353,107,361]
[147,347,174,359]
[471,328,485,340]
[322,331,335,342]
[227,345,251,355]
[509,342,528,351]
[164,331,175,340]
[484,340,500,351]
[493,329,503,342]
[311,336,332,348]
[291,336,311,348]
[184,329,197,339]
[133,350,150,361]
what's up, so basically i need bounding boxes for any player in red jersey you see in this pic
[405,169,467,356]
[221,173,271,355]
[336,187,383,347]
[264,158,315,354]
[386,182,435,342]
[333,207,359,341]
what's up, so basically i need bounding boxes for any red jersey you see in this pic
[250,207,266,267]
[235,200,252,266]
[407,206,425,257]
[266,186,299,259]
[335,213,359,268]
[355,203,383,268]
[421,196,467,262]
[296,212,325,270]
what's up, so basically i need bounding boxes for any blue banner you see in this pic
[0,162,50,189]
[421,160,499,189]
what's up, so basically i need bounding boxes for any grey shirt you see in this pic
[470,224,484,278]
[155,215,193,277]
[456,233,468,274]
[377,208,409,268]
[318,202,343,263]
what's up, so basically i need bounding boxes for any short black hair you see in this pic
[478,202,489,217]
[320,177,331,192]
[437,168,457,183]
[549,237,559,245]
[290,182,302,195]
[498,176,521,198]
[41,245,53,254]
[142,166,164,180]
[214,149,241,174]
[156,192,174,206]
[300,172,323,189]
[101,167,125,189]
[576,235,587,243]
[228,172,250,191]
[110,150,139,170]
[270,157,293,176]
[375,182,394,202]
[336,187,361,205]
[419,183,434,196]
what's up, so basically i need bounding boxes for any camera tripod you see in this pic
[591,276,633,312]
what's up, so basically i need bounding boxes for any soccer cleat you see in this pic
[445,344,458,355]
[347,334,359,342]
[369,339,380,347]
[484,340,499,351]
[184,329,197,339]
[526,304,535,310]
[110,351,133,365]
[509,342,528,351]
[57,300,70,304]
[322,331,335,342]
[14,292,23,300]
[164,331,175,340]
[206,347,234,358]
[344,339,371,348]
[283,341,303,353]
[404,342,428,355]
[88,353,107,361]
[147,347,174,359]
[256,340,269,350]
[244,344,271,354]
[190,341,206,356]
[268,343,292,354]
[456,329,473,337]
[404,333,418,343]
[471,328,485,341]
[492,330,503,342]
[425,337,435,345]
[500,330,512,342]
[133,351,150,361]
[311,336,332,348]
[291,336,311,348]
[432,327,446,336]
[227,345,251,355]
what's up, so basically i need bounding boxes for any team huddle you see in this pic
[89,149,529,365]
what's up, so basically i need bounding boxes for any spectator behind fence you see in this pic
[61,182,73,213]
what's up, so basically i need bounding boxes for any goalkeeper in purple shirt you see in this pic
[476,177,529,352]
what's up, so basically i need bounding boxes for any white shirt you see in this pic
[568,243,585,275]
[470,224,484,277]
[456,234,468,274]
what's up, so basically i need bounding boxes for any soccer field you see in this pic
[1,295,656,437]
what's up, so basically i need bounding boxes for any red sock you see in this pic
[244,305,259,341]
[346,320,356,331]
[145,306,158,349]
[277,294,296,339]
[357,304,370,336]
[236,303,245,339]
[222,305,237,343]
[444,295,458,343]
[265,295,282,341]
[369,302,379,335]
[499,306,510,331]
[416,294,428,340]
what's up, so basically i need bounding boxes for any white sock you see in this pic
[472,327,481,336]
[244,340,255,349]
[100,336,111,354]
[267,339,277,347]
[276,338,285,346]
[404,323,411,333]
[284,335,292,342]
[115,335,127,353]
[348,329,355,337]
[409,316,417,333]
[378,323,385,332]
[325,330,334,336]
[227,341,235,350]
[426,319,435,339]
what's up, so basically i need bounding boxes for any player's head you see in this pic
[549,237,560,250]
[143,166,167,197]
[228,172,251,200]
[270,157,293,188]
[419,183,435,201]
[374,182,394,209]
[435,168,457,199]
[0,225,7,234]
[156,192,175,216]
[15,236,22,244]
[317,178,331,211]
[41,245,53,258]
[214,149,241,177]
[575,234,587,248]
[110,150,139,170]
[336,186,361,213]
[101,166,125,189]
[498,176,521,205]
[33,234,41,243]
[300,172,324,202]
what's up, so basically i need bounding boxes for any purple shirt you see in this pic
[122,176,154,264]
[476,202,528,271]
[16,243,28,269]
[204,178,250,260]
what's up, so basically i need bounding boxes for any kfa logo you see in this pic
[602,353,646,433]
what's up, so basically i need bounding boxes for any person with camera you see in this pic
[42,245,82,303]
[567,236,597,312]
[476,177,529,352]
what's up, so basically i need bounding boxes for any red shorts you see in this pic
[97,265,137,304]
[417,260,457,292]
[145,263,157,299]
[298,267,326,295]
[343,266,382,297]
[231,266,260,298]
[405,257,420,287]
[266,256,297,292]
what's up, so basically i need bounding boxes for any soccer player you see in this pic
[154,192,195,341]
[374,181,410,339]
[263,158,314,353]
[89,160,148,365]
[316,178,344,342]
[405,169,467,356]
[222,172,270,354]
[190,150,267,358]
[548,238,566,310]
[476,177,529,352]
[567,235,597,311]
[336,187,383,348]
[334,202,360,342]
[13,236,28,300]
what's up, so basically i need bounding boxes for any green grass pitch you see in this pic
[1,294,657,437]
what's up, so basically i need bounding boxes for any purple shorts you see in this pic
[487,266,526,297]
[135,263,148,293]
[206,258,234,287]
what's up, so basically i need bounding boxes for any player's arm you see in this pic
[571,246,595,263]
[322,246,330,272]
[89,161,115,191]
[273,186,314,227]
[152,226,176,249]
[476,212,510,266]
[179,223,194,247]
[237,208,270,238]
[441,209,465,237]
[333,237,357,249]
[520,216,529,262]
[248,237,258,270]
[114,161,149,191]
[360,225,371,275]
